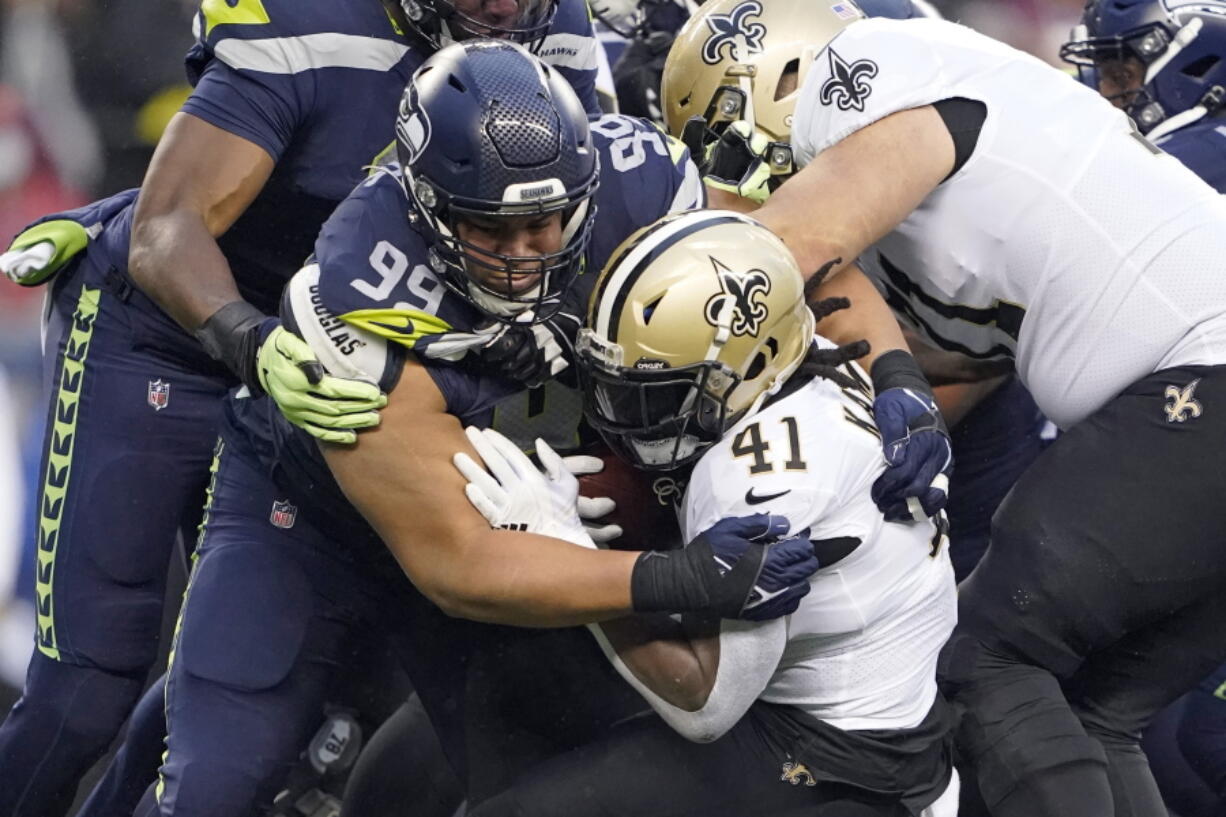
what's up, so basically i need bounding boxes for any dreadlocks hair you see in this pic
[803,256,842,300]
[798,256,871,391]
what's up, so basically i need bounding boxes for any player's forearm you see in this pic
[810,266,907,372]
[704,185,760,214]
[129,112,274,332]
[400,530,641,628]
[129,209,247,331]
[594,613,720,711]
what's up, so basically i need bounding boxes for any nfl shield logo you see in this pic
[147,379,170,411]
[270,500,297,529]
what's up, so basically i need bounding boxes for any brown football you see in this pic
[578,449,684,551]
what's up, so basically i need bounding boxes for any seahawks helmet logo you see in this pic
[704,257,771,337]
[395,83,432,166]
[819,48,878,112]
[1161,0,1226,18]
[701,0,767,65]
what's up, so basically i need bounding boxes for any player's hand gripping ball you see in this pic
[571,449,683,551]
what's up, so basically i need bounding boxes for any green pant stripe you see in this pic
[35,285,101,661]
[156,437,224,805]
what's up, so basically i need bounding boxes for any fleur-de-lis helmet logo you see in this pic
[701,0,767,65]
[819,47,879,112]
[704,257,772,337]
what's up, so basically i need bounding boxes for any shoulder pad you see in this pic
[193,0,408,74]
[586,115,704,264]
[682,377,882,540]
[793,18,947,163]
[311,169,481,349]
[283,263,400,389]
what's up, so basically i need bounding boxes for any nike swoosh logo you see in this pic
[744,488,791,506]
[369,320,416,336]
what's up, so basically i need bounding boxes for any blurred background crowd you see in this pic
[0,0,1088,784]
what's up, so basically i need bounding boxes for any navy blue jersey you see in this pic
[224,114,702,538]
[179,0,602,313]
[1155,115,1226,194]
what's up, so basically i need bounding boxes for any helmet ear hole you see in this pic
[745,351,767,381]
[1183,55,1220,78]
[775,59,800,101]
[642,295,665,324]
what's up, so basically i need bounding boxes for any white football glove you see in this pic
[452,427,596,549]
[560,454,624,545]
[1,241,55,285]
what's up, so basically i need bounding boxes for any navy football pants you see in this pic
[132,434,480,817]
[135,431,647,816]
[0,252,231,817]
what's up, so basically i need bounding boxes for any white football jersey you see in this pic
[682,355,957,731]
[792,18,1226,429]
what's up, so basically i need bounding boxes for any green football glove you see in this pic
[256,325,387,445]
[703,120,775,205]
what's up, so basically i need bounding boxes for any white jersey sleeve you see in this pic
[792,18,957,164]
[587,618,786,743]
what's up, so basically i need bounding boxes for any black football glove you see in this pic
[475,312,579,389]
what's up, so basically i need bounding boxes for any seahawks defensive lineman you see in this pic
[664,2,1226,815]
[140,41,818,817]
[0,0,603,813]
[456,212,958,817]
[1062,0,1226,191]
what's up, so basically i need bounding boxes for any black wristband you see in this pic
[194,301,267,393]
[631,548,711,614]
[630,535,766,617]
[870,349,933,397]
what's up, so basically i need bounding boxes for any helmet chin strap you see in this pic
[560,198,590,244]
[1147,101,1208,140]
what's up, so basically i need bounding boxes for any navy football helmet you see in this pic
[396,40,599,323]
[399,0,559,53]
[1062,0,1226,137]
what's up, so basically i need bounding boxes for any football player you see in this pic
[662,1,1226,815]
[454,211,959,817]
[0,0,604,813]
[137,40,819,817]
[1062,0,1226,189]
[1064,2,1226,810]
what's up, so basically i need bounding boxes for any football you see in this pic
[577,450,684,551]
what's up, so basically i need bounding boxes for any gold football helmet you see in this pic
[661,0,863,156]
[578,210,815,470]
